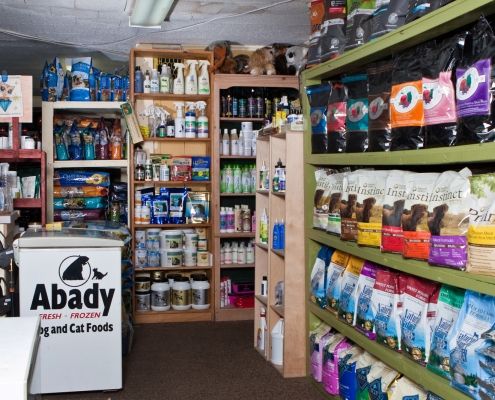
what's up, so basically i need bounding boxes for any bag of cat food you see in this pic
[338,255,365,325]
[322,333,349,394]
[467,172,495,276]
[367,363,400,400]
[309,321,332,382]
[320,1,347,62]
[327,172,346,235]
[449,290,495,399]
[456,16,495,145]
[428,168,471,270]
[341,170,361,241]
[342,74,369,153]
[371,269,401,351]
[390,376,428,400]
[355,352,380,400]
[310,246,334,308]
[400,275,441,364]
[371,0,408,40]
[69,57,91,101]
[381,170,409,254]
[356,170,389,247]
[402,172,440,260]
[345,0,375,51]
[306,83,332,154]
[326,250,351,314]
[307,0,326,68]
[338,345,365,400]
[406,0,442,23]
[367,61,394,151]
[314,169,333,230]
[390,46,426,150]
[326,83,348,153]
[427,284,465,380]
[355,261,383,339]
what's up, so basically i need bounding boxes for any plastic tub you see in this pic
[160,230,183,250]
[160,249,183,268]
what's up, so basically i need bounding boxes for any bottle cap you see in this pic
[145,159,152,165]
[263,276,267,280]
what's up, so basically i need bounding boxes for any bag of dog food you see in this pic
[367,363,400,400]
[53,186,108,198]
[338,255,365,325]
[326,83,348,153]
[475,340,495,399]
[69,57,91,101]
[449,290,495,399]
[310,246,334,308]
[371,269,401,351]
[307,0,326,68]
[467,172,495,276]
[390,376,428,400]
[320,1,347,62]
[338,345,365,400]
[406,0,441,23]
[326,250,351,314]
[367,61,394,151]
[402,172,440,260]
[400,275,441,364]
[54,209,106,221]
[371,0,408,40]
[53,197,108,210]
[381,170,409,254]
[427,284,465,380]
[314,169,333,230]
[327,172,346,235]
[428,168,472,270]
[356,170,389,247]
[355,261,383,339]
[306,83,332,154]
[456,16,495,145]
[54,170,110,187]
[345,0,375,51]
[322,333,349,394]
[342,74,369,153]
[309,321,332,382]
[427,392,444,400]
[341,170,361,241]
[356,352,380,400]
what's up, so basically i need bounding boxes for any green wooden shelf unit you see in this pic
[301,1,495,398]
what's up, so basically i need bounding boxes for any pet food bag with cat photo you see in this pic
[400,275,441,365]
[366,363,400,400]
[338,345,365,400]
[381,170,409,254]
[310,246,334,308]
[402,172,440,260]
[326,172,346,235]
[427,284,465,380]
[428,168,472,270]
[371,269,401,351]
[314,169,333,230]
[322,333,349,395]
[326,249,351,314]
[356,170,390,248]
[467,172,495,277]
[70,57,92,102]
[338,255,365,325]
[355,261,383,339]
[309,321,332,382]
[355,352,380,400]
[341,170,361,241]
[390,376,428,400]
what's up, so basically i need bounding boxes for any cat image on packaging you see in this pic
[337,255,365,325]
[325,250,351,314]
[355,261,383,339]
[309,321,332,382]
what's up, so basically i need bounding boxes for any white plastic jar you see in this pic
[192,275,210,310]
[172,277,191,310]
[151,281,170,311]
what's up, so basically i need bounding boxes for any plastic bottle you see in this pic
[220,244,225,264]
[224,243,232,264]
[144,159,153,182]
[232,90,238,118]
[192,276,210,310]
[243,205,251,232]
[273,158,282,193]
[246,243,254,263]
[238,242,246,264]
[185,60,198,94]
[172,277,191,310]
[173,102,185,138]
[134,66,143,93]
[260,208,268,244]
[150,68,159,93]
[259,161,268,190]
[135,163,145,181]
[141,205,151,224]
[250,165,257,193]
[227,207,235,233]
[279,163,286,192]
[233,164,242,194]
[166,115,174,137]
[225,164,233,193]
[243,130,252,156]
[151,281,170,311]
[280,219,285,250]
[232,242,238,264]
[252,131,257,156]
[271,318,284,365]
[220,165,226,193]
[220,207,227,233]
[230,129,239,156]
[143,70,151,93]
[257,307,267,350]
[238,130,245,156]
[261,276,268,296]
[173,63,185,94]
[185,102,197,138]
[198,60,210,95]
[234,205,243,233]
[272,219,280,250]
[160,164,169,181]
[196,101,208,138]
[226,91,233,117]
[222,129,230,156]
[238,90,247,118]
[242,167,251,193]
[159,65,170,94]
[0,182,5,211]
[247,89,255,118]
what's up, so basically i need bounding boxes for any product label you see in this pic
[341,217,358,241]
[346,99,369,131]
[423,72,457,125]
[172,289,190,306]
[456,59,490,117]
[327,102,347,132]
[390,81,424,127]
[368,94,390,129]
[429,235,467,269]
[403,231,431,260]
[357,222,382,247]
[310,106,328,134]
[192,288,210,305]
[151,289,170,307]
[136,293,150,311]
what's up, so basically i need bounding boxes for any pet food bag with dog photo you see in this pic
[371,269,401,351]
[366,363,400,400]
[355,261,383,340]
[341,170,361,241]
[306,83,332,154]
[467,172,495,276]
[427,284,465,380]
[310,246,334,308]
[338,345,365,400]
[309,321,332,382]
[70,57,91,102]
[314,169,333,230]
[402,172,440,260]
[400,275,441,365]
[322,333,349,395]
[326,249,351,315]
[342,74,369,153]
[389,376,428,400]
[355,352,380,400]
[327,83,348,153]
[356,170,390,248]
[338,255,365,325]
[428,168,472,270]
[326,172,346,235]
[381,170,409,254]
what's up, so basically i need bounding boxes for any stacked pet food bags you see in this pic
[109,182,128,224]
[310,244,495,400]
[53,171,110,222]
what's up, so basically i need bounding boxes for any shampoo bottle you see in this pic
[233,164,242,194]
[220,207,227,233]
[280,219,285,250]
[198,60,210,95]
[195,101,208,138]
[185,102,197,138]
[222,129,230,156]
[173,102,185,138]
[227,207,235,233]
[143,70,151,94]
[173,63,185,94]
[185,60,198,94]
[159,65,170,94]
[272,219,280,250]
[230,129,239,156]
[134,66,143,93]
[257,307,267,351]
[238,130,245,156]
[150,68,159,93]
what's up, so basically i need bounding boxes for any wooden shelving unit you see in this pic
[301,0,495,396]
[129,48,215,324]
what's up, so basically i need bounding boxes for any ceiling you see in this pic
[0,0,310,96]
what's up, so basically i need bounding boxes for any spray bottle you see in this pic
[185,60,198,95]
[173,102,185,138]
[198,60,210,95]
[185,102,197,138]
[173,63,185,94]
[195,101,208,138]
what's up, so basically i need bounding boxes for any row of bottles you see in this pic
[258,159,286,192]
[219,204,254,233]
[220,240,256,264]
[220,129,256,157]
[272,219,285,250]
[220,164,256,194]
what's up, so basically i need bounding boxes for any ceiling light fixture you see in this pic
[129,0,175,28]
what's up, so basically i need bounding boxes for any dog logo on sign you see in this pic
[59,255,91,287]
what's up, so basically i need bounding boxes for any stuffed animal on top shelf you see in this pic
[271,43,294,75]
[205,40,237,74]
[286,45,309,76]
[245,47,276,76]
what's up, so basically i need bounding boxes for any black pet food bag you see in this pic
[342,74,368,153]
[371,0,408,40]
[326,83,348,153]
[306,83,332,154]
[320,0,347,62]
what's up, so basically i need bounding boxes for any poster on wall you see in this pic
[0,75,23,117]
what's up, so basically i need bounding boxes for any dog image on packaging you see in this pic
[325,250,351,315]
[337,255,365,326]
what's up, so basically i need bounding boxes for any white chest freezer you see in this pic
[18,229,123,394]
